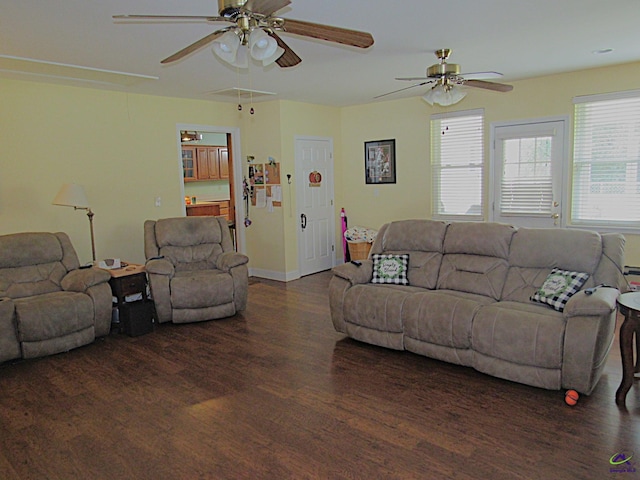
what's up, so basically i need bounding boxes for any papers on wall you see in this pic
[255,188,267,208]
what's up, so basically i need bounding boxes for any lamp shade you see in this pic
[52,183,90,208]
[212,30,241,64]
[260,45,285,67]
[249,29,278,62]
[423,84,467,106]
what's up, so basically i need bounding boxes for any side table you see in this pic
[103,263,154,337]
[616,291,640,405]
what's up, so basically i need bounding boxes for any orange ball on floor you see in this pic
[565,389,579,406]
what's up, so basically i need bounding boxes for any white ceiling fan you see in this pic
[376,49,513,105]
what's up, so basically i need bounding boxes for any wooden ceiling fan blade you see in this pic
[460,71,503,80]
[282,19,374,48]
[375,81,432,99]
[268,32,301,68]
[396,77,430,82]
[465,79,513,92]
[242,0,291,17]
[113,14,225,22]
[161,30,227,64]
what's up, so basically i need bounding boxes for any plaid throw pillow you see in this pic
[371,254,409,285]
[530,268,590,312]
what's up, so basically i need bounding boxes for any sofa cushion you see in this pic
[170,270,234,309]
[0,232,64,268]
[380,219,448,252]
[0,262,68,299]
[502,228,603,303]
[343,284,415,350]
[443,222,515,258]
[15,292,94,342]
[472,301,565,369]
[530,268,590,312]
[154,217,225,270]
[437,254,509,300]
[372,220,447,289]
[371,254,409,285]
[404,290,495,350]
[508,228,602,273]
[437,223,515,300]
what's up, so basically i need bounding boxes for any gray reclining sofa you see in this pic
[329,220,626,395]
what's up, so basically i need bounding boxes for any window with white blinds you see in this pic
[572,91,640,228]
[500,136,553,215]
[431,110,484,219]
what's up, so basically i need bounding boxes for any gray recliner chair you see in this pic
[144,216,249,324]
[0,232,112,362]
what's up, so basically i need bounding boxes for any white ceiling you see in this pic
[2,0,640,107]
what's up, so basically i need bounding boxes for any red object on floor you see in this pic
[565,390,579,406]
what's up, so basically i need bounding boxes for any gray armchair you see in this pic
[0,232,112,362]
[144,216,249,324]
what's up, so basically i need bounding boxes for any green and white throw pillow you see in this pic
[530,268,590,312]
[371,254,409,285]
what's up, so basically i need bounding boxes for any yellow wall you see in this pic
[0,79,239,264]
[340,62,640,266]
[239,100,286,275]
[2,60,640,276]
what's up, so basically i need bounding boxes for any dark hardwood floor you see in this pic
[1,271,638,479]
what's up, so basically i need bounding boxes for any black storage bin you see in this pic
[120,301,154,337]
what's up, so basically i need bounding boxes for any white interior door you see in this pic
[295,137,335,277]
[492,119,567,227]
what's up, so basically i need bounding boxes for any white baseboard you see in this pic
[249,267,300,282]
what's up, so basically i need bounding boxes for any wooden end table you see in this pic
[102,263,154,336]
[616,291,640,405]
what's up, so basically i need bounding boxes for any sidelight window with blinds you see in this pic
[431,109,484,220]
[572,91,640,229]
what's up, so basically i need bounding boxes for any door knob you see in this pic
[300,213,307,230]
[551,213,559,219]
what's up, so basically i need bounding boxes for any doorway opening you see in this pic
[176,124,244,253]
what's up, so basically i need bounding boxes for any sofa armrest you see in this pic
[561,288,619,394]
[563,287,618,318]
[61,267,111,293]
[145,258,175,276]
[216,252,249,272]
[332,261,373,285]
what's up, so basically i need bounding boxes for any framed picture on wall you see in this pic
[365,139,396,184]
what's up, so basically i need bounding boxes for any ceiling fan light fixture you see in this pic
[181,130,202,142]
[212,30,241,64]
[249,29,279,62]
[422,83,466,106]
[261,45,285,66]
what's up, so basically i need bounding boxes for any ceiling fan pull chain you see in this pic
[236,65,243,111]
[248,62,255,114]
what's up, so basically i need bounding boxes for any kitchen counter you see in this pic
[186,199,230,220]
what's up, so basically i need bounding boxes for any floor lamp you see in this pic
[52,183,96,262]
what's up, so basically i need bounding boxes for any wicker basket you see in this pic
[348,241,372,261]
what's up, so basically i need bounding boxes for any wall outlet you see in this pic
[155,196,161,207]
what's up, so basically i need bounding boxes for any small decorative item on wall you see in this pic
[365,139,396,184]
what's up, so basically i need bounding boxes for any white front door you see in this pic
[491,119,567,227]
[295,137,335,277]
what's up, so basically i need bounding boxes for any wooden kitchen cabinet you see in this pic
[195,147,228,181]
[218,148,229,179]
[182,146,228,181]
[182,146,197,182]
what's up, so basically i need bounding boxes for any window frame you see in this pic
[570,89,640,233]
[430,108,485,221]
